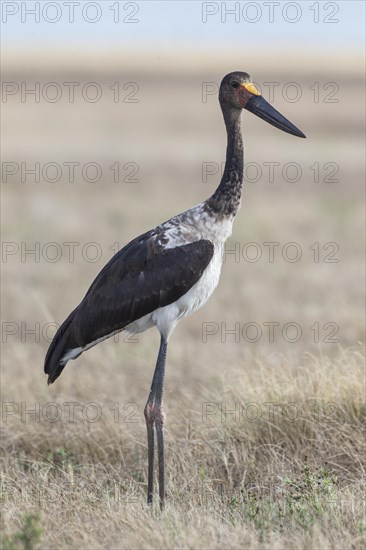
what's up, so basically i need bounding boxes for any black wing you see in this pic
[45,231,214,384]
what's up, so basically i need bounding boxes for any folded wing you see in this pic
[44,230,214,384]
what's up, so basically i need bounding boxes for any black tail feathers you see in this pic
[44,308,79,384]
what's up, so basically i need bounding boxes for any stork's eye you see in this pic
[231,81,240,89]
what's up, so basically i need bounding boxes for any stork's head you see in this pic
[219,71,306,138]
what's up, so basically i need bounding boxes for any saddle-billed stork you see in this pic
[45,71,305,508]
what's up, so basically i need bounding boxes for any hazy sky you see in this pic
[1,0,365,51]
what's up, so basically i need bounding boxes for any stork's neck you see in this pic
[206,105,243,218]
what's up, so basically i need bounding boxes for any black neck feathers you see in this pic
[206,105,244,218]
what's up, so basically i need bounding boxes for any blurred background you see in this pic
[2,0,365,374]
[1,2,365,548]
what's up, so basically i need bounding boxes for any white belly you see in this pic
[125,251,223,341]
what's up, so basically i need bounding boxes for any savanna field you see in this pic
[1,51,365,549]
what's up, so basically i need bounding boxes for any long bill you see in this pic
[245,94,306,138]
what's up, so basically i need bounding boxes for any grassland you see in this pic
[1,50,365,549]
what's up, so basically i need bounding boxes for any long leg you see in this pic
[156,419,165,507]
[145,417,155,504]
[144,336,168,508]
[154,339,167,509]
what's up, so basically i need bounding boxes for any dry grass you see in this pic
[1,348,365,549]
[1,51,365,549]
